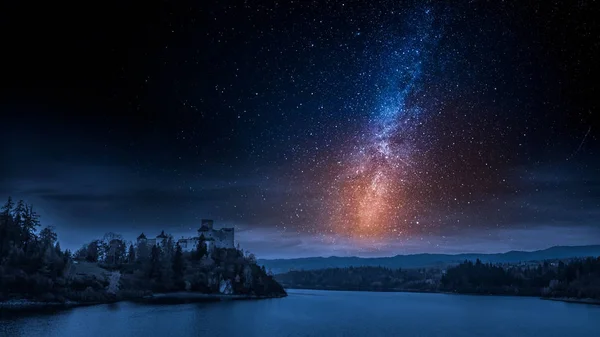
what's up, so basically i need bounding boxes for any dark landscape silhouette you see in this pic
[0,197,286,310]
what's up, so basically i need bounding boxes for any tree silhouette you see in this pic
[127,244,136,263]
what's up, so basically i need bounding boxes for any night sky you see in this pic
[1,1,598,258]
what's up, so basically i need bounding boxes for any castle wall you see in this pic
[138,223,234,254]
[177,237,199,252]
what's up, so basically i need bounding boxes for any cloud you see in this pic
[1,158,598,257]
[422,165,600,235]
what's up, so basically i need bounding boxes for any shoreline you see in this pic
[0,299,105,312]
[541,297,600,306]
[4,290,598,313]
[0,292,287,312]
[285,287,600,305]
[135,292,287,304]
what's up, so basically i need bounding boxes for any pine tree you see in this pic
[12,200,28,247]
[172,243,185,285]
[195,234,207,260]
[136,239,149,262]
[86,240,100,262]
[13,200,25,224]
[64,248,72,260]
[149,244,162,279]
[21,204,41,249]
[40,226,58,248]
[0,197,15,257]
[1,196,14,219]
[127,244,136,263]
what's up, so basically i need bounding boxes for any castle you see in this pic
[136,219,235,253]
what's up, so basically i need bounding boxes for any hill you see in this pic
[1,197,286,308]
[259,245,600,274]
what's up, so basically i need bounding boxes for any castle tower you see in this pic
[156,230,168,247]
[137,233,147,244]
[156,230,168,239]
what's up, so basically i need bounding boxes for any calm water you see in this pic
[2,289,599,337]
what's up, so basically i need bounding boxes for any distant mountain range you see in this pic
[258,245,600,274]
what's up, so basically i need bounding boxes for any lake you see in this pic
[2,289,599,337]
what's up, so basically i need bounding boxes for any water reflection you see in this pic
[2,290,599,337]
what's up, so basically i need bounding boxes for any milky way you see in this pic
[3,0,597,257]
[327,7,446,241]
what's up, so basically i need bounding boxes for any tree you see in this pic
[74,244,88,261]
[40,226,58,248]
[127,244,136,263]
[2,199,26,252]
[0,197,15,257]
[246,252,257,264]
[21,204,41,248]
[172,243,185,286]
[159,245,174,287]
[63,248,72,260]
[12,199,26,226]
[136,240,150,263]
[1,196,14,220]
[149,245,162,279]
[40,243,67,279]
[102,232,124,264]
[85,240,100,262]
[107,238,127,265]
[195,234,208,260]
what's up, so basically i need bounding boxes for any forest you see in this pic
[440,258,600,299]
[276,258,600,300]
[0,197,286,304]
[275,266,441,292]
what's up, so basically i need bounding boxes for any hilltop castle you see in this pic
[136,219,235,253]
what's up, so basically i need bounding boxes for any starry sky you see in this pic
[1,0,598,258]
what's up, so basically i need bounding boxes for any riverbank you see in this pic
[0,299,105,312]
[542,297,600,305]
[0,291,287,312]
[134,291,287,304]
[284,286,600,306]
[280,285,440,294]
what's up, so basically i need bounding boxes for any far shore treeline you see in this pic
[0,197,286,304]
[275,258,600,300]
